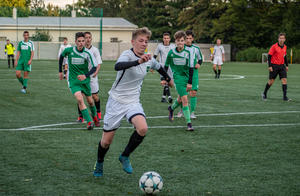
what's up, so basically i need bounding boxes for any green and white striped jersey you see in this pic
[17,40,34,61]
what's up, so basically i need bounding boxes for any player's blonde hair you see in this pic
[174,31,186,40]
[132,27,152,40]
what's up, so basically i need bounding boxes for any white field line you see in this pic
[0,110,299,131]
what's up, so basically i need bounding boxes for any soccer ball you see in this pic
[139,171,163,194]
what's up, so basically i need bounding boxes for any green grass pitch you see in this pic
[0,60,300,195]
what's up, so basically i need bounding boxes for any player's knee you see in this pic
[190,91,197,97]
[101,140,111,148]
[16,71,20,78]
[136,126,148,136]
[92,94,99,101]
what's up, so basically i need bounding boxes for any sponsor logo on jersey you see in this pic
[173,58,186,65]
[71,57,85,64]
[21,45,29,50]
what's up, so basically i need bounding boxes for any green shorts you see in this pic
[16,59,31,72]
[69,82,91,96]
[175,83,189,97]
[192,69,199,91]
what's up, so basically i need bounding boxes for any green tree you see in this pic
[31,29,52,41]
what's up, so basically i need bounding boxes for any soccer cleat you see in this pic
[261,93,267,101]
[119,155,133,174]
[77,117,84,123]
[20,89,26,94]
[93,161,103,177]
[97,112,102,120]
[161,97,167,103]
[190,112,196,119]
[168,96,173,104]
[187,123,194,131]
[283,97,292,102]
[217,74,220,79]
[168,106,174,122]
[93,116,100,127]
[177,110,183,118]
[87,121,94,130]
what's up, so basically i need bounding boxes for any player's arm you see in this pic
[58,54,65,80]
[12,44,15,52]
[4,45,7,54]
[151,58,173,87]
[78,52,97,81]
[114,54,151,71]
[268,45,275,72]
[28,42,34,65]
[153,46,159,60]
[93,49,102,77]
[284,55,289,71]
[15,43,21,66]
[195,48,202,69]
[222,46,225,62]
[187,51,194,91]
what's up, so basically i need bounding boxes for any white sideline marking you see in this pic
[0,110,299,131]
[0,123,299,131]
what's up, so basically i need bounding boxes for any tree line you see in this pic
[1,0,299,59]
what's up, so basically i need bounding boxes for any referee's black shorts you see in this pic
[269,64,287,80]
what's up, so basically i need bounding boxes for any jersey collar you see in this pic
[130,48,141,58]
[277,43,285,49]
[75,46,84,53]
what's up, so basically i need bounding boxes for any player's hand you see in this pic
[150,69,154,73]
[286,66,288,72]
[77,75,86,81]
[138,54,151,64]
[222,58,225,62]
[168,79,174,88]
[160,80,167,86]
[14,61,18,66]
[268,67,273,72]
[59,72,63,80]
[186,84,192,91]
[28,60,32,65]
[195,64,200,69]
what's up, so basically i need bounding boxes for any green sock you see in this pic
[81,108,92,123]
[171,99,182,110]
[90,105,97,118]
[190,97,197,113]
[18,77,24,85]
[182,106,191,123]
[23,78,28,88]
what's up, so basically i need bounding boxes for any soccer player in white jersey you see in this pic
[154,32,176,103]
[58,37,71,79]
[93,27,173,177]
[76,32,102,125]
[211,39,225,79]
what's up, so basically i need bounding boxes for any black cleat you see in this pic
[87,122,94,130]
[283,97,292,101]
[168,106,174,122]
[187,123,194,131]
[161,97,167,103]
[261,93,267,101]
[168,96,173,104]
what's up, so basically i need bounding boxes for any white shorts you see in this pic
[213,56,223,65]
[103,96,145,131]
[90,76,99,94]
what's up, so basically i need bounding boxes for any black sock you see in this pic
[78,104,82,117]
[97,142,109,163]
[282,84,287,98]
[8,59,10,67]
[63,70,67,75]
[95,100,101,113]
[163,86,167,96]
[164,85,170,97]
[122,131,145,157]
[264,83,271,95]
[214,69,217,75]
[218,69,221,76]
[12,59,15,67]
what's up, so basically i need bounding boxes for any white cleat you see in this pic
[20,89,26,94]
[177,110,183,118]
[190,112,196,119]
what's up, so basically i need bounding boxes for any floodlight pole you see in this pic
[99,8,103,56]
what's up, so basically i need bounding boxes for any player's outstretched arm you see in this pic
[58,55,64,80]
[114,54,151,71]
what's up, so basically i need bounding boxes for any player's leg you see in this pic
[262,65,277,100]
[16,60,24,89]
[181,95,193,131]
[217,65,222,78]
[92,93,102,120]
[94,130,116,177]
[213,64,217,78]
[169,95,182,121]
[161,85,167,103]
[23,71,29,90]
[86,95,100,127]
[12,55,15,68]
[279,66,290,101]
[166,68,173,103]
[189,90,197,119]
[77,104,84,123]
[63,64,68,79]
[7,55,11,68]
[90,79,101,120]
[74,91,94,129]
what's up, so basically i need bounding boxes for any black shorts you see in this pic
[269,65,287,80]
[7,54,14,58]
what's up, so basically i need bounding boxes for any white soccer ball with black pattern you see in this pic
[139,171,163,194]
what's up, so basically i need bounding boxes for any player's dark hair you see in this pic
[75,32,85,40]
[63,37,68,40]
[23,31,29,35]
[84,32,92,36]
[185,30,194,37]
[174,31,186,40]
[132,27,152,40]
[278,33,286,38]
[163,32,170,37]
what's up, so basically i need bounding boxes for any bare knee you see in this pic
[136,126,148,136]
[92,94,99,102]
[190,91,197,97]
[181,96,188,106]
[86,96,94,106]
[268,79,275,85]
[16,71,21,78]
[281,78,287,84]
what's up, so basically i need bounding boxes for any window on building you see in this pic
[110,37,119,42]
[0,37,7,41]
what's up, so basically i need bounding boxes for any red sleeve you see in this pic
[268,44,275,55]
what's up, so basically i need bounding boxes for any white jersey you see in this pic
[213,45,225,57]
[58,44,71,58]
[154,43,175,66]
[87,45,102,82]
[109,49,161,104]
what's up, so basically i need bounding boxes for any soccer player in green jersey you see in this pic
[58,32,99,130]
[15,31,34,94]
[166,31,194,131]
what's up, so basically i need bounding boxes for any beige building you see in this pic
[0,16,137,43]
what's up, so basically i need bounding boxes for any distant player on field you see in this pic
[166,31,195,131]
[58,32,99,130]
[5,39,16,69]
[76,32,102,125]
[58,37,71,79]
[154,32,175,103]
[15,31,34,94]
[211,39,225,79]
[262,33,291,101]
[93,27,172,177]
